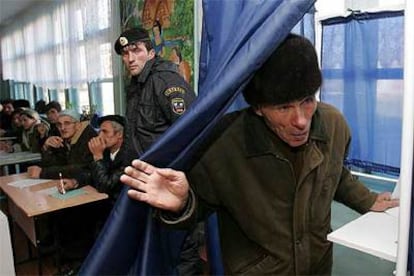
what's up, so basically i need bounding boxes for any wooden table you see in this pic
[0,151,41,175]
[0,136,17,141]
[0,173,108,274]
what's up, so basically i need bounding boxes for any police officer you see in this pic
[114,27,196,160]
[114,28,201,275]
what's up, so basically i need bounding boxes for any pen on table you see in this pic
[59,172,66,194]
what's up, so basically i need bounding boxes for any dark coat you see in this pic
[123,56,196,162]
[165,103,378,275]
[40,121,97,179]
[88,148,125,203]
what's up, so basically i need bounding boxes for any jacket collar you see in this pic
[244,104,329,157]
[69,121,90,145]
[132,58,156,84]
[131,56,178,85]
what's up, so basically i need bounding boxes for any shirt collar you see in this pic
[110,148,120,161]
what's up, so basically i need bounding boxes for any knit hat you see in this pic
[98,115,126,128]
[20,108,41,122]
[243,34,322,106]
[114,28,151,55]
[59,109,81,122]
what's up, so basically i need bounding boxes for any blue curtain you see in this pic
[79,1,315,275]
[320,11,404,176]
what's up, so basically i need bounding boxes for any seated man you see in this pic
[27,109,97,179]
[54,115,126,273]
[44,101,62,137]
[58,115,126,206]
[19,108,50,153]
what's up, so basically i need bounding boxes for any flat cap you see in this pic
[98,115,126,127]
[59,109,81,122]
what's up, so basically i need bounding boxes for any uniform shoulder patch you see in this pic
[164,86,186,96]
[171,98,186,115]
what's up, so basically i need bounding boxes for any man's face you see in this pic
[3,103,14,116]
[12,113,22,127]
[20,114,36,130]
[46,108,60,123]
[255,96,317,147]
[57,115,79,139]
[98,121,123,149]
[121,42,155,76]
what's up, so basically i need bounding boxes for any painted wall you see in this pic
[120,0,195,86]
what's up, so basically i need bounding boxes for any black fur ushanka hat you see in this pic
[243,34,322,106]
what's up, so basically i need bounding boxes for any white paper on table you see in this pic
[38,186,58,195]
[7,178,51,188]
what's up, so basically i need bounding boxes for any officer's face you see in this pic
[121,42,155,76]
[255,96,317,147]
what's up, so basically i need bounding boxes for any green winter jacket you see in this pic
[165,102,377,275]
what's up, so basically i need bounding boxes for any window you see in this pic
[320,11,403,175]
[0,0,116,114]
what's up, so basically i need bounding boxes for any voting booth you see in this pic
[0,210,15,276]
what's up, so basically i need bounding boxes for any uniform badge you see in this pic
[119,36,128,46]
[164,86,186,96]
[171,98,186,115]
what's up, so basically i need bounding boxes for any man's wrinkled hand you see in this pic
[370,192,399,212]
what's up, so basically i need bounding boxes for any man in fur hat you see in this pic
[121,34,399,275]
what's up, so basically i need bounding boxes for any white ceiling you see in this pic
[0,0,39,28]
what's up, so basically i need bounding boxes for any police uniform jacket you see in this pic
[163,103,378,275]
[40,121,97,179]
[124,56,196,160]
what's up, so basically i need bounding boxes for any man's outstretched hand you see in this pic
[121,159,189,213]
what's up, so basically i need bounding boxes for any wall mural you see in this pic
[120,0,194,86]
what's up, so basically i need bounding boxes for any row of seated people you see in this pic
[20,109,126,273]
[1,100,204,275]
[0,100,62,154]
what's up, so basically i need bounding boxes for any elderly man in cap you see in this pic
[121,34,399,275]
[27,109,97,179]
[115,28,202,275]
[59,115,126,205]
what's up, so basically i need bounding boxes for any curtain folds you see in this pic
[320,11,404,175]
[79,1,315,275]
